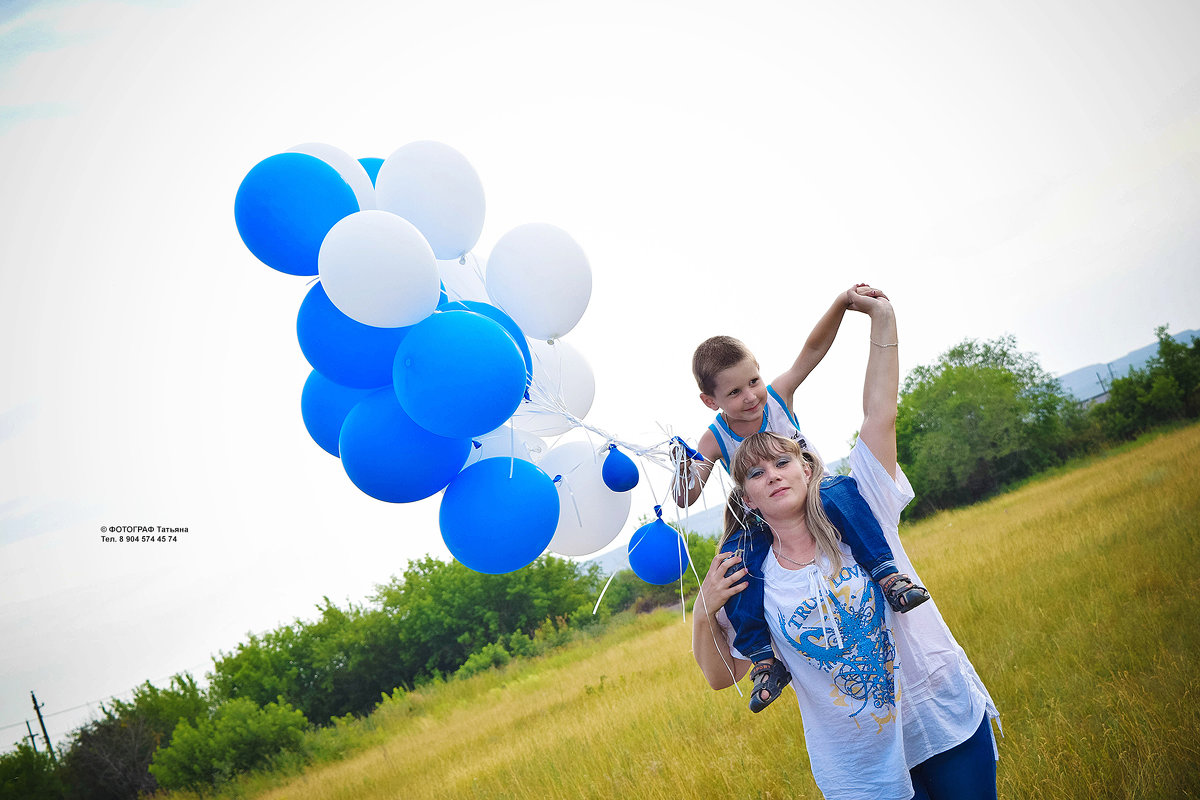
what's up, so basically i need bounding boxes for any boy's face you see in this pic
[700,358,768,422]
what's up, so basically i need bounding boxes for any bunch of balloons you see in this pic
[235,141,683,580]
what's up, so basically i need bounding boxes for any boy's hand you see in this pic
[670,436,704,463]
[845,283,888,314]
[774,285,887,404]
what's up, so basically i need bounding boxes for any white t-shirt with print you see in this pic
[718,439,998,800]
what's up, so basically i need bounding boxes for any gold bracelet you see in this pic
[871,340,898,348]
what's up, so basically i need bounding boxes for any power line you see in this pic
[1,662,212,739]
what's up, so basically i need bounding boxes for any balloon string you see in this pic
[691,563,744,697]
[639,453,661,509]
[558,473,584,528]
[465,251,485,287]
[590,530,651,616]
[458,325,744,690]
[516,353,689,472]
[520,354,740,637]
[663,432,742,691]
[592,563,625,615]
[595,529,652,616]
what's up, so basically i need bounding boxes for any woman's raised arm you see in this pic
[850,295,900,478]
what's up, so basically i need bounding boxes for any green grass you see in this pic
[162,422,1200,800]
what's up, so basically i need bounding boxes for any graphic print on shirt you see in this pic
[773,565,897,727]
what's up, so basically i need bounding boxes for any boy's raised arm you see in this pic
[771,284,887,408]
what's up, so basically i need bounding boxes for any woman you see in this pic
[691,295,999,800]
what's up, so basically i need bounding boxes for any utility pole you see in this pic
[24,720,39,753]
[30,691,56,762]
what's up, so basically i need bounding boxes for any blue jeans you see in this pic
[719,475,899,663]
[909,713,997,800]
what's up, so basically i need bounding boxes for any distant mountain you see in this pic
[1056,328,1199,402]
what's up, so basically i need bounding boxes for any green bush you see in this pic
[507,630,538,658]
[148,698,307,792]
[455,642,512,679]
[1090,326,1200,440]
[0,742,63,800]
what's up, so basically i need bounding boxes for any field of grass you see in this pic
[171,423,1200,800]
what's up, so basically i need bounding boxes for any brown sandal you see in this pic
[880,573,930,613]
[748,659,791,713]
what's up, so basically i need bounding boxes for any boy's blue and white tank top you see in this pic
[708,385,819,472]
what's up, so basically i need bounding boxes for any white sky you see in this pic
[1,0,1198,748]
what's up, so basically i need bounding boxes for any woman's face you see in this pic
[741,448,813,521]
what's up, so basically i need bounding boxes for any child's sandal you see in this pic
[748,660,791,713]
[881,574,930,613]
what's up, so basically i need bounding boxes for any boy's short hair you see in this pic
[692,335,755,395]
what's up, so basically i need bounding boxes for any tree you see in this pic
[371,554,603,682]
[0,743,63,800]
[1146,324,1200,415]
[1090,326,1200,439]
[896,335,1079,516]
[56,674,208,800]
[208,554,604,721]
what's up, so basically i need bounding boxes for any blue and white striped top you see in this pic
[707,385,819,472]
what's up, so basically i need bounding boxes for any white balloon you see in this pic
[511,338,595,436]
[287,142,376,211]
[375,141,485,260]
[438,251,489,303]
[485,223,591,340]
[318,210,440,328]
[463,424,547,469]
[540,442,631,557]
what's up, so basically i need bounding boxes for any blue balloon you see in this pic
[297,283,410,389]
[358,157,384,186]
[601,444,639,492]
[440,457,559,574]
[394,310,526,439]
[628,516,689,585]
[436,299,533,385]
[301,370,377,456]
[339,389,470,503]
[234,153,359,276]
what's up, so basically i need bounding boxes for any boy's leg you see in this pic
[718,524,792,711]
[819,475,897,581]
[819,475,930,613]
[718,525,774,663]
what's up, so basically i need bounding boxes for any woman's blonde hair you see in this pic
[724,432,845,574]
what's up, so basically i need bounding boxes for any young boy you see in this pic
[674,285,929,713]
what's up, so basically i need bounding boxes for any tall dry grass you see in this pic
[172,423,1200,800]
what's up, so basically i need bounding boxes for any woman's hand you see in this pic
[845,283,889,313]
[693,551,748,620]
[846,287,892,317]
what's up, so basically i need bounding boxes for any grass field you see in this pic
[171,423,1200,800]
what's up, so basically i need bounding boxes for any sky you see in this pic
[1,0,1198,750]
